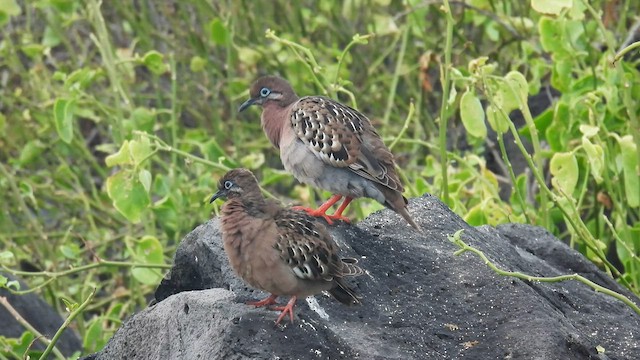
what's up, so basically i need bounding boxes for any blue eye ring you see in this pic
[224,180,233,189]
[259,87,271,97]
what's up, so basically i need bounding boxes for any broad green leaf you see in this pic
[464,204,486,226]
[538,17,561,53]
[131,107,156,133]
[209,18,229,45]
[53,98,76,143]
[129,137,153,166]
[459,90,487,138]
[142,50,167,75]
[486,104,509,134]
[582,137,604,183]
[617,135,639,207]
[531,0,572,15]
[550,152,579,194]
[17,140,45,166]
[83,317,110,352]
[42,25,61,47]
[138,169,152,193]
[130,235,164,285]
[59,243,81,259]
[551,58,573,92]
[21,43,44,58]
[190,56,206,72]
[0,0,21,26]
[0,250,15,265]
[65,68,98,91]
[105,140,132,167]
[504,71,528,105]
[579,124,599,137]
[106,170,150,223]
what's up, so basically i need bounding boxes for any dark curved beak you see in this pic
[238,97,259,112]
[209,189,225,203]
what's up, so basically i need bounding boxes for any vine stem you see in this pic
[40,288,97,360]
[0,296,66,360]
[438,0,455,205]
[449,230,640,316]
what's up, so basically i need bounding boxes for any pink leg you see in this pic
[330,197,353,222]
[246,294,277,307]
[272,296,297,325]
[292,194,343,225]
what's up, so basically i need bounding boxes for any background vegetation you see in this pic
[1,0,639,357]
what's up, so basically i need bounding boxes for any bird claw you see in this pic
[272,306,295,325]
[246,294,278,308]
[291,206,351,225]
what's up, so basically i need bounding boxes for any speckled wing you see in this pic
[273,209,360,281]
[290,96,403,192]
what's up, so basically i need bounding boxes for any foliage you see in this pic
[0,0,639,357]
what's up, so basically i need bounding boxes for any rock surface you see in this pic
[86,194,640,359]
[0,274,83,357]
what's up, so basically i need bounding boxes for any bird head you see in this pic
[210,168,260,203]
[238,76,298,112]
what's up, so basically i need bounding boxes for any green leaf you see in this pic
[617,135,639,207]
[550,152,579,194]
[190,56,206,72]
[130,235,165,285]
[106,170,150,223]
[0,274,20,291]
[459,89,487,138]
[131,107,156,133]
[531,0,572,15]
[129,137,153,166]
[53,98,76,143]
[21,43,45,59]
[17,140,45,166]
[464,204,486,226]
[581,136,604,183]
[504,71,528,105]
[83,317,110,352]
[0,0,21,27]
[486,104,509,134]
[105,140,132,167]
[61,297,79,312]
[0,250,15,265]
[209,18,229,45]
[551,58,573,92]
[142,50,167,75]
[59,243,81,260]
[138,169,152,193]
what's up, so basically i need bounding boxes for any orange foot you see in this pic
[292,195,353,225]
[246,294,277,307]
[272,296,297,325]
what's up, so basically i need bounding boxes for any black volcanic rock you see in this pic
[85,194,640,359]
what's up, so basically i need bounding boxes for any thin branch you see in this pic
[0,297,65,360]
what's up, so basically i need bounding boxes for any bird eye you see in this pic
[224,180,233,189]
[259,87,271,97]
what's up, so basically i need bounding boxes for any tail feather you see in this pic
[329,277,361,305]
[396,203,422,232]
[385,191,422,232]
[340,257,365,276]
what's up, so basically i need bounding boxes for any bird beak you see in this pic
[209,189,225,203]
[238,97,260,112]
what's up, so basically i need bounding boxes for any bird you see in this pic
[209,168,364,325]
[238,76,421,231]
